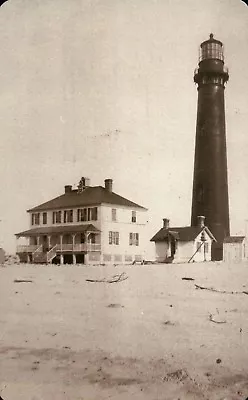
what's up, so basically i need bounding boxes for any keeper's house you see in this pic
[16,177,148,265]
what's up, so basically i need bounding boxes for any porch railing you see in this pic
[56,243,101,252]
[17,243,101,254]
[17,245,42,253]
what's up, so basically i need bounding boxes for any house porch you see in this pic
[16,224,101,265]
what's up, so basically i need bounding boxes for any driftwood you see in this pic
[86,272,128,284]
[14,279,33,283]
[195,284,248,295]
[182,277,195,281]
[208,313,226,324]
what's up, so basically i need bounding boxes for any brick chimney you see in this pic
[64,185,72,193]
[163,218,170,229]
[105,179,113,192]
[197,215,205,228]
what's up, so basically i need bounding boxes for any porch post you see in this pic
[48,235,51,249]
[84,253,89,265]
[84,232,90,265]
[60,235,63,251]
[85,232,91,250]
[72,254,76,265]
[37,236,40,246]
[72,234,76,249]
[60,254,64,265]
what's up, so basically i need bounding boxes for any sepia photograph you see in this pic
[0,0,248,399]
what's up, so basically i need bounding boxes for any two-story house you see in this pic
[16,177,148,265]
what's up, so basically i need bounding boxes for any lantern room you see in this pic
[199,33,224,62]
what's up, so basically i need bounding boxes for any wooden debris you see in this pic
[14,279,33,283]
[86,272,128,284]
[107,303,124,308]
[163,320,175,326]
[195,284,244,295]
[182,277,195,281]
[108,272,128,283]
[209,313,226,324]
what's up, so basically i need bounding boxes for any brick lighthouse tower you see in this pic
[191,34,230,261]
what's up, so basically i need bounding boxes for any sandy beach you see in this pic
[1,261,248,400]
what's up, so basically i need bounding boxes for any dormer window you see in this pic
[132,211,136,223]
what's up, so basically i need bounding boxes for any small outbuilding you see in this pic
[150,216,216,263]
[223,236,246,263]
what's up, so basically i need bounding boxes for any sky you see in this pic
[0,0,248,253]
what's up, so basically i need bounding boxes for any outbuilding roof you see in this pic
[27,186,147,212]
[223,236,245,243]
[150,226,216,242]
[15,224,99,237]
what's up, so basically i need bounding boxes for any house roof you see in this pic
[223,236,245,243]
[150,226,216,242]
[15,224,99,237]
[27,186,146,212]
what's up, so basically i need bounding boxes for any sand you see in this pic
[0,261,248,400]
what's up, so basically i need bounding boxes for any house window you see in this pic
[91,207,98,221]
[112,208,117,222]
[32,213,40,225]
[42,212,47,225]
[132,211,137,223]
[64,210,73,223]
[109,231,119,245]
[53,211,61,224]
[77,207,98,222]
[129,232,139,246]
[204,242,209,253]
[77,208,87,222]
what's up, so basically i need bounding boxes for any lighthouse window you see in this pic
[201,42,223,61]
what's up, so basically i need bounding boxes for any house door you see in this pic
[171,239,176,257]
[42,235,49,252]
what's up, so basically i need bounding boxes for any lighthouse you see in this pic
[191,34,230,261]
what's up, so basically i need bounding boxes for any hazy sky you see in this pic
[0,0,248,253]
